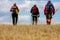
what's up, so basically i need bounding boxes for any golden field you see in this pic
[0,24,60,40]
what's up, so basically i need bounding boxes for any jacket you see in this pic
[10,5,19,14]
[44,1,55,15]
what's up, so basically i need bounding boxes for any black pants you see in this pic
[12,13,18,25]
[32,16,38,25]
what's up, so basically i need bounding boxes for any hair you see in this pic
[13,2,16,6]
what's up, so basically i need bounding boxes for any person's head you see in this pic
[13,2,16,6]
[48,0,51,3]
[33,4,37,7]
[47,0,51,5]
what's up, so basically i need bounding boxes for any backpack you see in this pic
[46,3,53,11]
[12,6,16,14]
[33,7,37,13]
[16,9,19,14]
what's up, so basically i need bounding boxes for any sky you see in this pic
[0,0,60,24]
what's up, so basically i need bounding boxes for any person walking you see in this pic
[30,5,40,25]
[44,1,55,25]
[10,3,19,25]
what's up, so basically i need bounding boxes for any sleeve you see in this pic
[10,6,12,12]
[30,7,33,13]
[44,2,49,15]
[37,8,39,15]
[52,5,55,14]
[44,5,47,15]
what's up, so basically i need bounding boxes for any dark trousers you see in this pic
[46,13,52,25]
[46,14,52,19]
[32,16,38,25]
[12,13,18,25]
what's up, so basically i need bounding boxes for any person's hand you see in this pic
[53,12,55,15]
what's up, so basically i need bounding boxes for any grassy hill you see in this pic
[0,24,60,40]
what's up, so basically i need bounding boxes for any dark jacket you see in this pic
[30,6,39,15]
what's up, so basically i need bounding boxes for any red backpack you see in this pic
[33,7,37,13]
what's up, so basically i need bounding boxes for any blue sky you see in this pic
[0,0,60,24]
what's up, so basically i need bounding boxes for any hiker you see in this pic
[44,1,55,25]
[30,5,40,25]
[10,3,19,25]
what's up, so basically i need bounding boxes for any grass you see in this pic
[0,24,60,40]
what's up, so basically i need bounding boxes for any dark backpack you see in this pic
[46,3,53,11]
[12,6,16,14]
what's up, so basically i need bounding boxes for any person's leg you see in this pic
[48,14,52,25]
[12,14,15,25]
[46,18,48,24]
[32,16,34,25]
[47,19,51,25]
[46,15,48,25]
[35,16,37,25]
[16,14,18,24]
[49,14,52,24]
[47,14,52,25]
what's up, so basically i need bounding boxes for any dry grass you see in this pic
[0,24,60,40]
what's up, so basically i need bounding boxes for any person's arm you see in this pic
[30,7,33,13]
[44,6,47,15]
[37,8,40,17]
[52,5,55,15]
[10,6,12,12]
[44,2,48,15]
[37,8,39,15]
